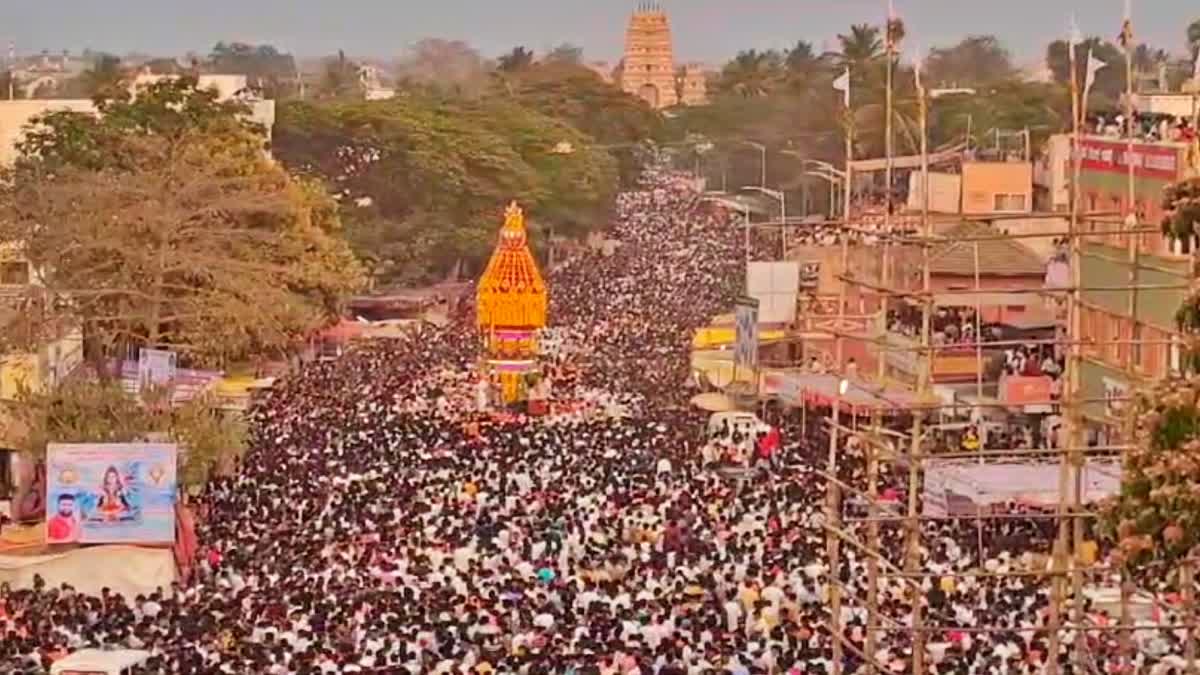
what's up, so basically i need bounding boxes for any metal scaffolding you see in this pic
[797,59,1200,675]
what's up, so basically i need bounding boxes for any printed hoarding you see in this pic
[1078,138,1181,180]
[734,296,760,372]
[137,348,177,388]
[45,443,177,545]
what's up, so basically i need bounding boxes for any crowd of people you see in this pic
[1088,112,1198,144]
[0,165,1192,674]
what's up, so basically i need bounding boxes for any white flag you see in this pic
[833,67,850,107]
[913,46,923,93]
[1068,15,1082,52]
[1118,0,1134,54]
[1085,48,1108,92]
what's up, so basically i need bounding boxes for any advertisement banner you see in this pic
[1000,376,1054,406]
[734,296,760,372]
[137,348,177,388]
[1079,139,1180,180]
[45,443,177,545]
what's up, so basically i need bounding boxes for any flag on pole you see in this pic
[1118,0,1134,53]
[1068,15,1082,52]
[913,46,924,94]
[833,68,851,107]
[1085,48,1108,92]
[885,0,901,54]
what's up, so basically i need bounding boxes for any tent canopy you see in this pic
[763,371,923,410]
[51,649,151,674]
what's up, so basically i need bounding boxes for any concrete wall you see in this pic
[993,216,1068,262]
[0,100,97,166]
[1034,134,1071,212]
[961,161,1033,215]
[907,171,962,213]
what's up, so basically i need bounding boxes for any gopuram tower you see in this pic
[620,2,679,109]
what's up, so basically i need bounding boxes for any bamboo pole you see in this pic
[904,74,931,675]
[865,411,882,668]
[827,393,844,675]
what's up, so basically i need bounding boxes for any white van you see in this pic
[707,411,767,442]
[50,649,151,675]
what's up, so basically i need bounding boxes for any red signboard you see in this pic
[1079,139,1180,180]
[1000,375,1054,406]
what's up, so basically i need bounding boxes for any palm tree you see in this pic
[717,49,785,98]
[837,23,883,71]
[497,46,535,72]
[1188,19,1200,61]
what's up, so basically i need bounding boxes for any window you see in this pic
[1171,338,1183,374]
[993,193,1027,212]
[0,261,28,285]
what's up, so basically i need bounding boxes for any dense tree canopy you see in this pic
[393,39,492,97]
[273,93,618,285]
[498,62,664,186]
[1100,179,1200,578]
[207,42,299,98]
[11,379,244,486]
[924,36,1015,87]
[1,78,364,367]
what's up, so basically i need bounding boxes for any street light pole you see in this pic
[742,140,767,188]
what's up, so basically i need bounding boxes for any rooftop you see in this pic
[930,222,1045,277]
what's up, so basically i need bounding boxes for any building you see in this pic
[1124,91,1200,119]
[960,161,1033,215]
[0,75,276,166]
[1075,135,1199,428]
[617,2,707,109]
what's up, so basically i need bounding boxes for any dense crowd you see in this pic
[0,167,1192,674]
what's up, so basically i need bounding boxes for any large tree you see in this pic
[393,38,491,96]
[925,35,1015,87]
[497,46,536,73]
[1101,178,1200,579]
[716,49,787,98]
[495,62,664,188]
[11,379,244,486]
[1045,38,1126,103]
[1,77,364,368]
[207,42,299,98]
[273,93,618,285]
[1189,18,1200,61]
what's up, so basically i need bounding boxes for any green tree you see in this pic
[1045,38,1125,102]
[544,43,584,66]
[496,62,664,187]
[393,38,491,97]
[925,36,1015,87]
[498,46,536,72]
[60,53,126,100]
[1101,178,1200,578]
[317,50,363,100]
[11,379,245,487]
[716,49,786,98]
[208,42,299,98]
[2,77,364,368]
[273,94,617,285]
[1188,18,1200,61]
[836,23,883,73]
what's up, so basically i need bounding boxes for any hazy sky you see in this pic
[8,0,1199,66]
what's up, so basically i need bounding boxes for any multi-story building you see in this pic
[1075,135,1200,428]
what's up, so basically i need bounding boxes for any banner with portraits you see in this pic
[45,443,177,545]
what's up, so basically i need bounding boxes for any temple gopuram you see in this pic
[476,202,548,403]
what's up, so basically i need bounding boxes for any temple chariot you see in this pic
[476,202,548,404]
